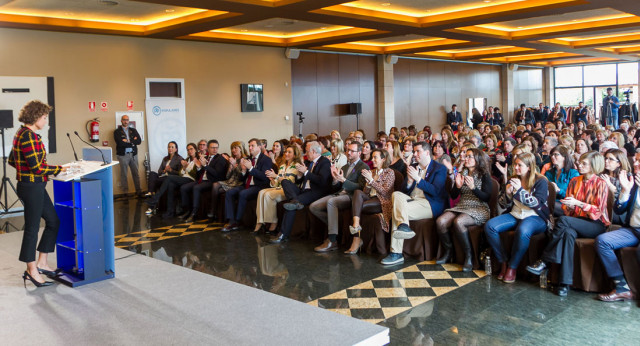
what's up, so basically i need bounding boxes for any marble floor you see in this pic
[3,198,640,345]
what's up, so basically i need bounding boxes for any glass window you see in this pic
[584,64,616,85]
[583,87,594,108]
[555,66,582,87]
[555,88,583,107]
[618,62,639,86]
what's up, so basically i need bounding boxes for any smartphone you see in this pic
[453,166,458,176]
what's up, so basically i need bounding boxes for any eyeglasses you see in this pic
[347,149,360,153]
[605,157,619,162]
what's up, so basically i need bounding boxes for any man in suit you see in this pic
[114,114,143,197]
[309,141,368,252]
[222,138,272,232]
[594,150,640,302]
[270,141,332,243]
[447,104,463,132]
[381,141,448,265]
[515,103,534,125]
[575,101,589,124]
[603,87,620,129]
[534,103,548,125]
[179,139,229,222]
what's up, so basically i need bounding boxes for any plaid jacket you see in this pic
[8,125,61,183]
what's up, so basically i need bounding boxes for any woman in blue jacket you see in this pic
[544,145,579,216]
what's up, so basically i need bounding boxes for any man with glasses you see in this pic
[381,142,448,265]
[353,131,364,144]
[114,115,143,197]
[594,150,640,301]
[179,140,228,222]
[309,142,369,252]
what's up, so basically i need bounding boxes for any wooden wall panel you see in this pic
[395,59,503,130]
[291,52,377,139]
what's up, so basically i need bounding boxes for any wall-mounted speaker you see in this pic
[384,54,398,64]
[507,63,519,71]
[285,48,300,59]
[0,110,14,129]
[349,103,362,114]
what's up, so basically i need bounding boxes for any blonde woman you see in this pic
[254,145,302,233]
[330,130,341,141]
[208,141,248,220]
[485,152,550,283]
[330,138,347,169]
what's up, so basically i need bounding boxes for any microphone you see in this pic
[66,133,79,162]
[74,131,108,166]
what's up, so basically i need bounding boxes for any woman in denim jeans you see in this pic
[484,153,550,283]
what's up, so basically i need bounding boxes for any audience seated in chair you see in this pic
[309,142,368,252]
[209,141,247,221]
[146,141,183,200]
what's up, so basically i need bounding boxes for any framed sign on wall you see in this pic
[241,84,263,112]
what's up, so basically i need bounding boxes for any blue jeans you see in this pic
[595,227,640,278]
[484,213,547,269]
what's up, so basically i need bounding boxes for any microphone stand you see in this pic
[0,126,22,216]
[74,131,108,165]
[67,133,79,162]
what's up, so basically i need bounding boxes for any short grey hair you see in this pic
[308,141,322,155]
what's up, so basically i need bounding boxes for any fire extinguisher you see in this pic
[86,118,100,142]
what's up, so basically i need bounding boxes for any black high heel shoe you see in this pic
[37,267,62,278]
[22,271,54,288]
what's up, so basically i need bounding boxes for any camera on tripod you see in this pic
[296,111,305,123]
[623,89,633,96]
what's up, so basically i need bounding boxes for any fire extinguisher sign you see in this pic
[100,102,108,111]
[89,101,96,112]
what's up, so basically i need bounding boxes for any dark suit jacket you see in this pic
[245,153,273,189]
[402,159,449,218]
[113,126,142,156]
[202,154,229,182]
[298,156,333,195]
[333,159,368,195]
[615,184,640,228]
[516,109,534,124]
[534,108,548,123]
[157,154,183,176]
[447,111,462,131]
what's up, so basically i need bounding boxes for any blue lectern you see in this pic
[53,148,117,287]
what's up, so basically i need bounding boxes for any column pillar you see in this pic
[543,66,554,106]
[377,55,396,133]
[501,64,515,124]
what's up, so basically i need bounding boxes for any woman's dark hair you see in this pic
[465,148,491,177]
[371,148,391,168]
[432,140,445,154]
[19,100,52,124]
[362,140,376,157]
[186,142,197,158]
[549,145,574,172]
[169,141,178,153]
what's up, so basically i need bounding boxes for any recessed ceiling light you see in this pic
[483,0,491,2]
[265,24,274,28]
[321,27,327,29]
[240,29,248,32]
[381,3,391,6]
[130,18,139,22]
[165,9,175,13]
[517,26,523,28]
[99,0,119,6]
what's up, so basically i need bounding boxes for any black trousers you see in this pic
[180,180,213,213]
[148,172,166,192]
[542,215,606,285]
[280,180,324,237]
[17,182,60,263]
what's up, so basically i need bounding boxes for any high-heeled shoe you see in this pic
[349,225,362,235]
[22,271,53,288]
[37,267,62,278]
[344,238,363,255]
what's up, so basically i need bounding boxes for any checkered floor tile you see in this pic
[114,220,224,248]
[308,261,486,324]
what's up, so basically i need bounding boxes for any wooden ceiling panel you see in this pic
[0,0,638,65]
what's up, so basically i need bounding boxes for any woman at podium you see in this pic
[8,100,66,288]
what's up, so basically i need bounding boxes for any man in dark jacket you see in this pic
[223,138,272,231]
[270,141,332,243]
[447,104,463,132]
[114,115,143,197]
[179,139,229,222]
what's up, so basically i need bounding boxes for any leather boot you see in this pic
[497,262,507,281]
[436,232,453,265]
[456,232,473,272]
[503,268,516,283]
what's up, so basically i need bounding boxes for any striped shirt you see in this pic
[563,174,610,226]
[8,125,61,183]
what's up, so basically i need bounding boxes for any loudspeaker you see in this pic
[349,103,362,114]
[384,54,398,64]
[285,48,300,59]
[0,110,13,129]
[508,63,519,71]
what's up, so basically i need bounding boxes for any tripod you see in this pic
[0,127,22,215]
